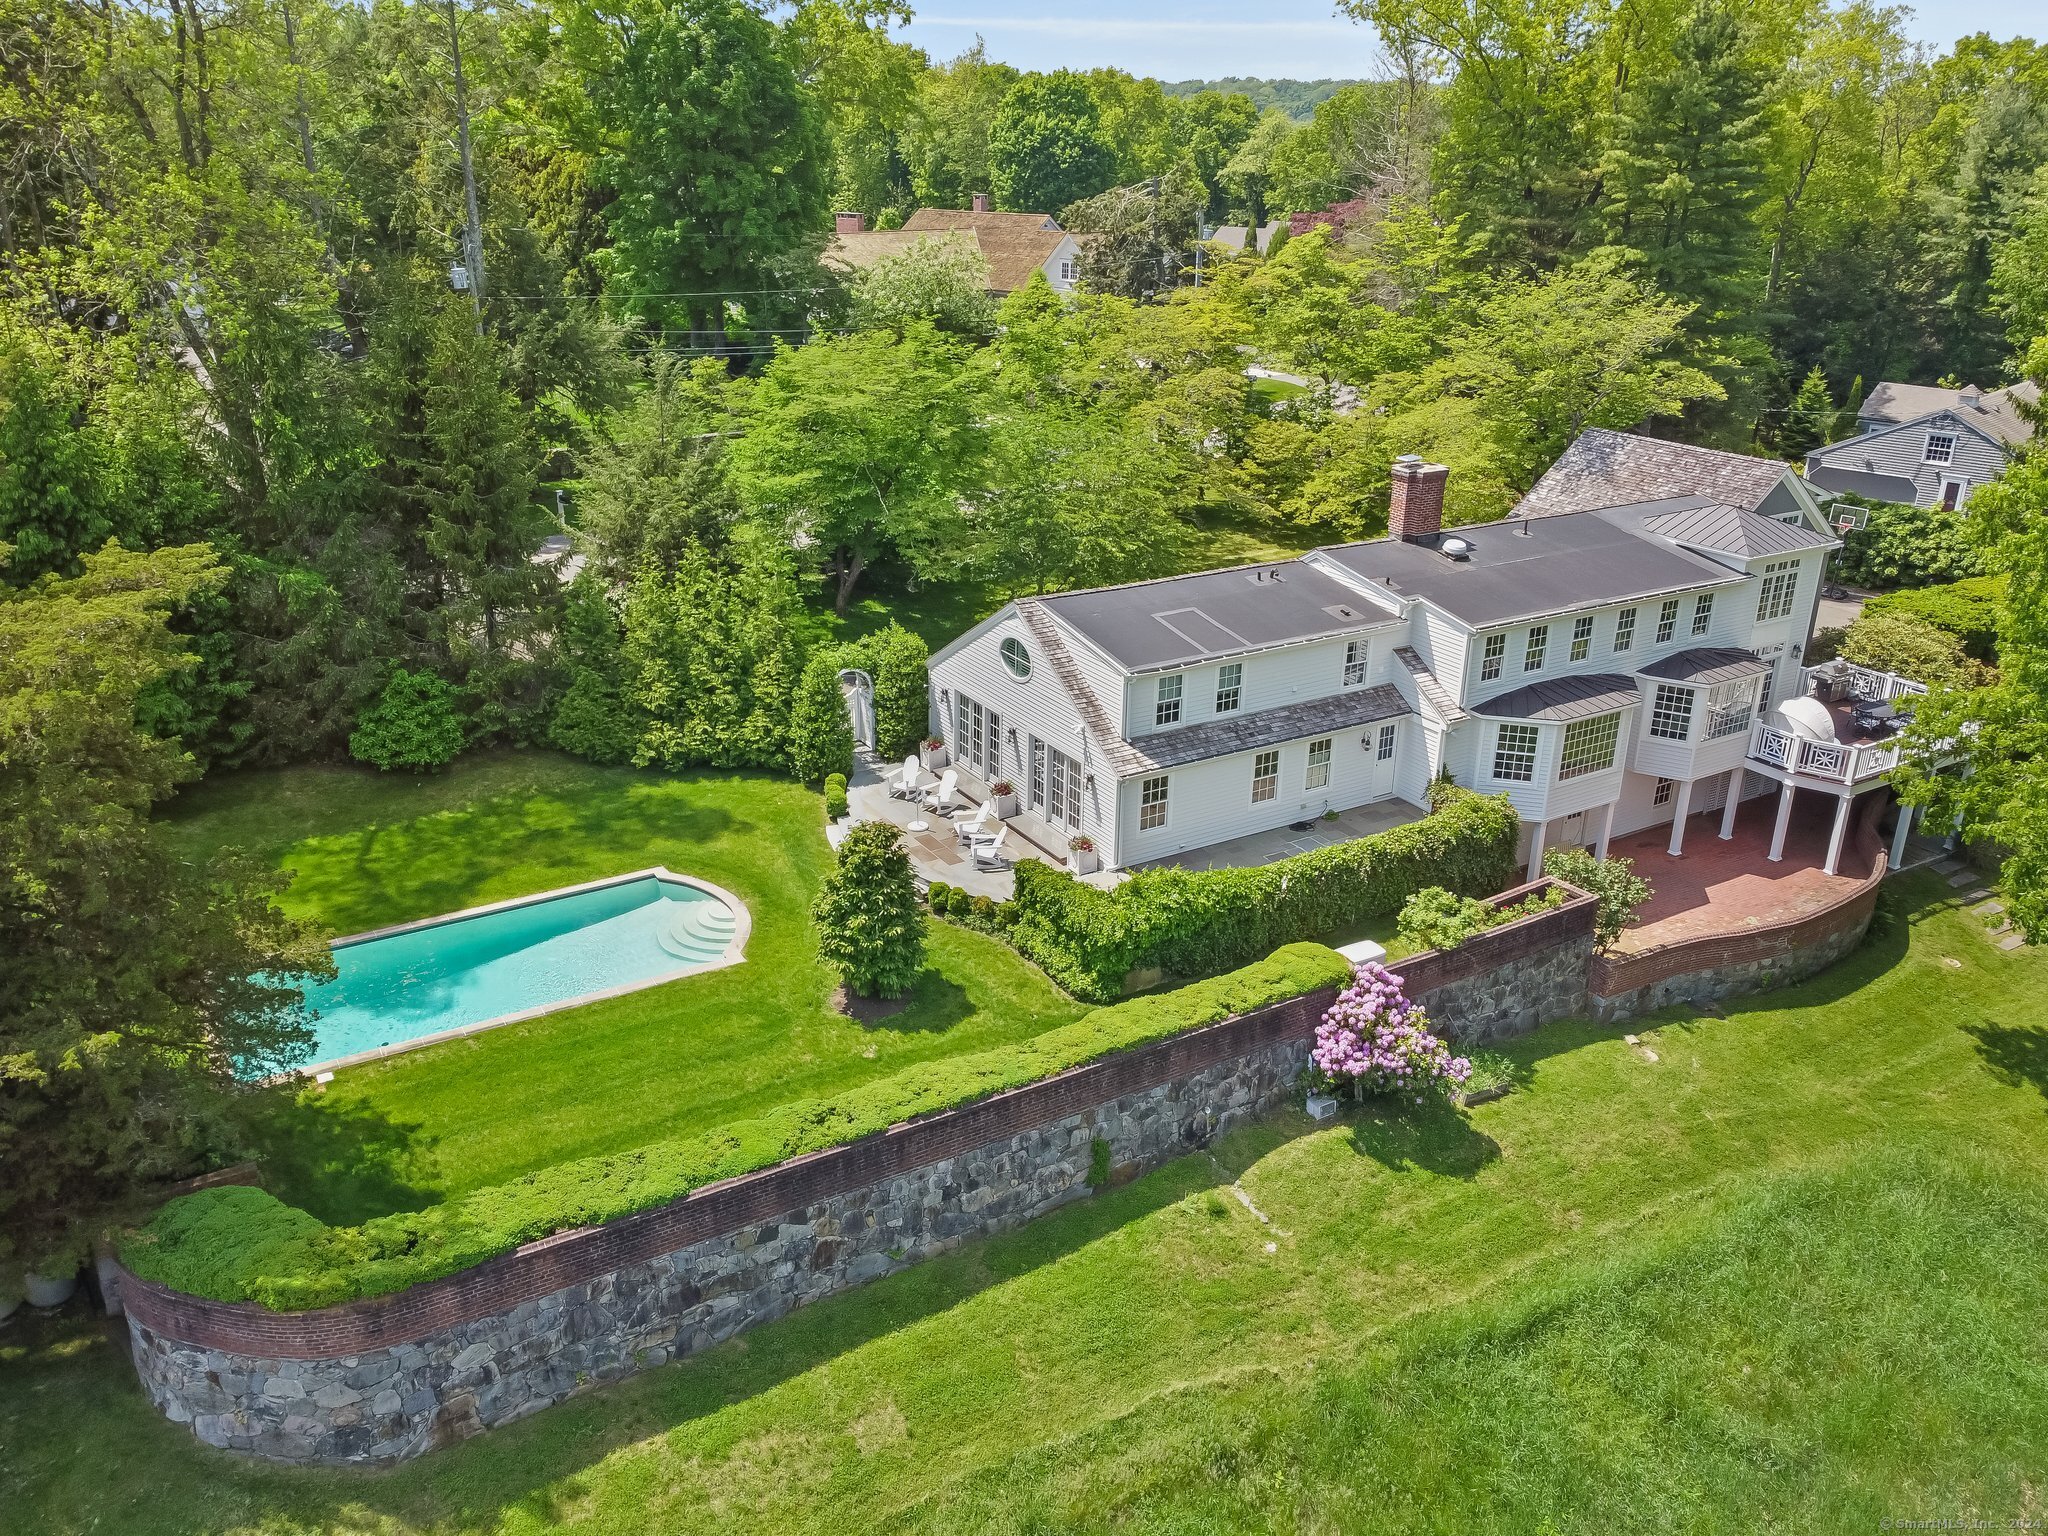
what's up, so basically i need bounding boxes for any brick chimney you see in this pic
[834,210,867,235]
[971,191,992,213]
[1389,455,1449,543]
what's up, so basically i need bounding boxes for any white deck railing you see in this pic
[1744,661,1930,784]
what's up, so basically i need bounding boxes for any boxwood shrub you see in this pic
[1010,785,1522,1001]
[122,944,1351,1311]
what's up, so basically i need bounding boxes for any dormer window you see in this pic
[1924,432,1956,465]
[1154,674,1183,726]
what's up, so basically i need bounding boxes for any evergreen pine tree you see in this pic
[790,651,855,784]
[1598,3,1774,324]
[548,573,637,765]
[1836,374,1866,440]
[811,821,926,999]
[623,565,691,769]
[732,536,805,769]
[1782,367,1839,457]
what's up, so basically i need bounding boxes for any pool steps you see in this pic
[657,900,739,962]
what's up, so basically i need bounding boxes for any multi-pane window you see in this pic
[1524,625,1549,672]
[1691,593,1714,636]
[1215,662,1243,714]
[1036,741,1083,829]
[1924,432,1956,465]
[1377,723,1397,761]
[1570,615,1595,662]
[1305,737,1332,790]
[954,694,1002,774]
[1480,632,1506,682]
[1614,607,1638,652]
[1656,598,1680,644]
[1155,673,1183,726]
[1756,559,1800,622]
[1653,777,1674,806]
[1559,712,1621,779]
[1492,724,1540,782]
[1705,677,1759,738]
[1649,683,1695,740]
[1251,749,1280,803]
[1139,774,1169,831]
[1343,640,1368,686]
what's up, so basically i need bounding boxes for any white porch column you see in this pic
[1768,779,1796,862]
[1889,797,1916,870]
[1525,818,1548,883]
[1666,777,1695,857]
[1718,767,1743,841]
[1594,799,1617,860]
[1824,791,1854,877]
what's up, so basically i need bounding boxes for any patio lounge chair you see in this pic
[920,769,960,816]
[971,827,1010,870]
[886,755,923,799]
[955,800,996,845]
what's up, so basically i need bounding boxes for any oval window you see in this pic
[1000,636,1032,680]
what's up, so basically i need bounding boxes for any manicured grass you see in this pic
[9,872,2048,1532]
[162,752,1087,1223]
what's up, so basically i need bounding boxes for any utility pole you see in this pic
[445,0,485,323]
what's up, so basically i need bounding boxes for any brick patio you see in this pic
[1605,790,1878,955]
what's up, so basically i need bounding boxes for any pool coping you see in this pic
[293,868,753,1078]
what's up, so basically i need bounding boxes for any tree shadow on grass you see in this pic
[242,1090,439,1226]
[861,971,975,1035]
[1965,1022,2048,1104]
[1342,1095,1500,1179]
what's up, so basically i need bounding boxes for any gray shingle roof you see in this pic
[1861,380,2039,447]
[1472,673,1641,721]
[1394,646,1468,724]
[1638,501,1834,558]
[1127,686,1408,770]
[1636,647,1776,685]
[1037,562,1384,672]
[1515,429,1793,518]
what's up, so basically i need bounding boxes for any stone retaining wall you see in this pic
[118,992,1328,1466]
[1587,796,1890,1023]
[1393,878,1599,1044]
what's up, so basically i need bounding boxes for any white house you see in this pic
[926,431,1908,883]
[1804,379,2038,511]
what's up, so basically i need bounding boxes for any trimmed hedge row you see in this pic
[1010,784,1522,1001]
[122,944,1352,1311]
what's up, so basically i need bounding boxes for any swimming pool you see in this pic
[288,870,749,1073]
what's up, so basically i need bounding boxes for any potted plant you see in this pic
[1069,834,1099,875]
[24,1240,82,1309]
[920,736,949,770]
[990,779,1019,817]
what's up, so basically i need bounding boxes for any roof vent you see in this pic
[1439,536,1473,561]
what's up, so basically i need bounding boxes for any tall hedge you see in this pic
[1865,575,2004,663]
[842,622,930,759]
[789,651,855,783]
[120,945,1350,1310]
[1011,785,1522,1000]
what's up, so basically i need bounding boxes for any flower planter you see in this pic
[920,742,950,771]
[24,1268,76,1309]
[991,789,1019,817]
[1070,842,1099,875]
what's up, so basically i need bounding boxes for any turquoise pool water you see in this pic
[294,876,738,1069]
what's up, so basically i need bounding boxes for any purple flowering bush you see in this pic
[1311,962,1472,1102]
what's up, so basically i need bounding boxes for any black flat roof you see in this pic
[1037,562,1387,672]
[1313,506,1735,628]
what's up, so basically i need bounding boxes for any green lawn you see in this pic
[9,871,2048,1532]
[162,752,1087,1224]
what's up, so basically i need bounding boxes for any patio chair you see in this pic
[971,826,1010,870]
[955,799,996,846]
[886,755,923,799]
[919,769,960,816]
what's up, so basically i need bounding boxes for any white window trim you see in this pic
[1924,432,1956,466]
[1491,723,1539,783]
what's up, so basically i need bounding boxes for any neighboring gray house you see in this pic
[1804,380,2038,511]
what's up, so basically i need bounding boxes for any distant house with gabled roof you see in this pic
[824,196,1084,298]
[1804,380,2038,511]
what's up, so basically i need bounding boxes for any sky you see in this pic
[896,0,2041,81]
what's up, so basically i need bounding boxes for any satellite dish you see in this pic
[1775,695,1835,741]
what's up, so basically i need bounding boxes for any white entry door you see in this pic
[1369,722,1399,798]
